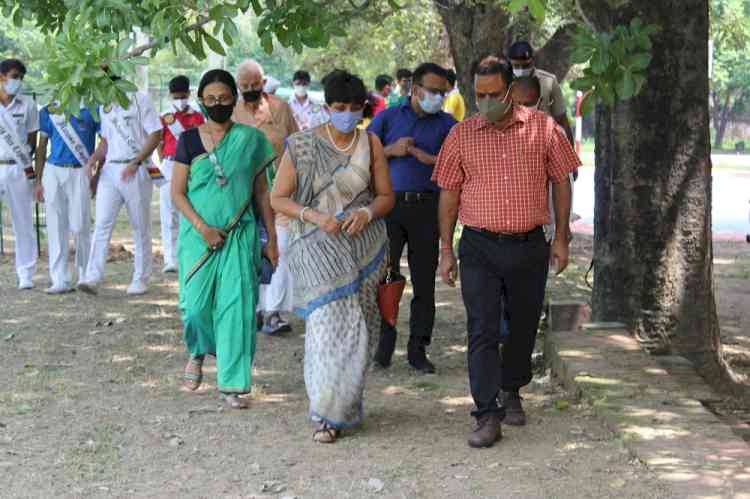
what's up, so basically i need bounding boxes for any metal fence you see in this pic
[0,200,46,257]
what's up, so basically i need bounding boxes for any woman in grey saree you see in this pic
[271,70,395,443]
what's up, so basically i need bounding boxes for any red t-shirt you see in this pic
[372,95,387,116]
[160,107,205,157]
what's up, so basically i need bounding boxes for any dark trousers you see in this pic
[459,227,550,418]
[382,195,440,346]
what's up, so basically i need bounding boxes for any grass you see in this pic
[64,423,125,482]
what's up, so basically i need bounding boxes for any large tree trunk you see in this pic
[435,0,576,113]
[581,0,744,392]
[434,0,509,113]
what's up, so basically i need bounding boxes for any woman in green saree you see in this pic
[170,69,278,409]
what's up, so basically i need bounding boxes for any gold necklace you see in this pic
[326,123,358,152]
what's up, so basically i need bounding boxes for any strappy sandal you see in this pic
[220,393,249,409]
[313,423,338,444]
[183,357,203,391]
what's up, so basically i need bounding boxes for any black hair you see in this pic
[513,76,541,99]
[198,69,238,98]
[413,63,448,86]
[292,70,311,84]
[508,41,534,60]
[0,59,26,76]
[375,74,393,92]
[363,91,376,119]
[446,69,457,87]
[395,68,413,81]
[169,75,190,93]
[322,69,367,106]
[472,57,514,87]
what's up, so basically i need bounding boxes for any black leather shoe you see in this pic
[374,328,397,368]
[407,342,436,373]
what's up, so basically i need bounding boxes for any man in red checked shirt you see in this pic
[432,58,580,449]
[158,75,205,273]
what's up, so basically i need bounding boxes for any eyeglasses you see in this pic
[201,96,235,106]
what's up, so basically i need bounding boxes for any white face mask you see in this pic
[173,98,189,112]
[3,78,22,96]
[293,85,308,98]
[513,67,534,78]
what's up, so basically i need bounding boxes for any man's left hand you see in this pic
[121,161,140,182]
[550,235,570,275]
[263,238,279,270]
[407,145,435,165]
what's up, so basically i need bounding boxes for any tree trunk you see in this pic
[713,90,734,149]
[582,0,744,393]
[434,1,576,113]
[434,0,509,113]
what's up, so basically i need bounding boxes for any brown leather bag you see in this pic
[378,268,406,327]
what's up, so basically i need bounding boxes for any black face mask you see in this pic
[243,90,262,102]
[204,103,234,124]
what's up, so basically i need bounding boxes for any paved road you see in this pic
[572,167,750,240]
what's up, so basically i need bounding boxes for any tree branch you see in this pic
[535,23,578,81]
[127,16,211,58]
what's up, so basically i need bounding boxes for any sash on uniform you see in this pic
[50,113,91,166]
[109,100,165,186]
[167,118,185,140]
[0,105,32,169]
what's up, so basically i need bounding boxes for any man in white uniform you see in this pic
[78,75,162,296]
[34,102,99,293]
[0,59,39,290]
[158,75,204,273]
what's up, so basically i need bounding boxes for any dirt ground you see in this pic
[0,207,686,498]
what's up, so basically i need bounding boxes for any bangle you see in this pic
[299,206,310,223]
[358,206,373,223]
[440,242,453,252]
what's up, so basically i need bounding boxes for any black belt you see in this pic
[466,226,543,242]
[49,162,83,169]
[396,191,437,202]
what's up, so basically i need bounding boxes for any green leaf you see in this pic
[616,71,635,99]
[527,0,546,22]
[203,33,226,56]
[508,0,528,13]
[581,92,596,115]
[628,53,652,70]
[570,47,594,64]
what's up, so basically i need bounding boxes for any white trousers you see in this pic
[159,160,178,267]
[0,165,37,282]
[42,165,91,288]
[83,163,153,285]
[258,223,294,313]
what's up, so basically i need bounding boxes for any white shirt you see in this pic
[0,94,39,163]
[288,95,329,131]
[100,92,161,163]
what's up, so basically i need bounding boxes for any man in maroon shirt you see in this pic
[158,75,205,273]
[433,59,580,448]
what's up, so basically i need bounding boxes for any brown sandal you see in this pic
[220,393,249,409]
[313,423,338,444]
[183,357,203,391]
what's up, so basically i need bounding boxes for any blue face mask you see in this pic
[329,110,363,134]
[419,89,444,114]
